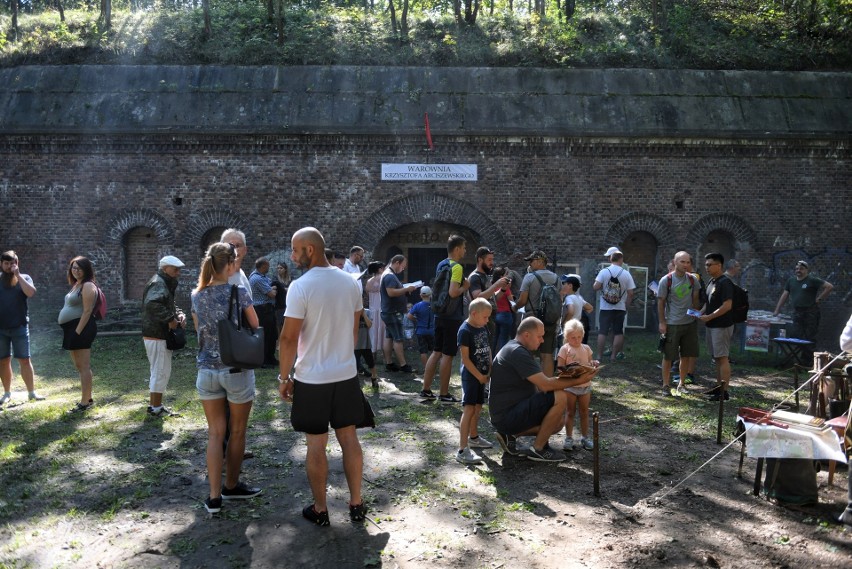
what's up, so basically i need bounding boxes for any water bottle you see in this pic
[657,334,666,352]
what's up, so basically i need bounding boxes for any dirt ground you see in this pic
[1,340,851,569]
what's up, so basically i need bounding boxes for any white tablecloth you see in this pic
[738,417,847,463]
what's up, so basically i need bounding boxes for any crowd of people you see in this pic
[1,231,847,526]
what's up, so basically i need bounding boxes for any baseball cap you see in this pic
[561,273,582,286]
[420,286,432,296]
[159,255,185,269]
[524,250,548,262]
[604,246,622,257]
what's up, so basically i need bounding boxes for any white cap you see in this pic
[159,255,185,269]
[604,246,622,257]
[420,286,432,297]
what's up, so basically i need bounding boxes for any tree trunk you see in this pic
[453,0,462,26]
[100,0,112,31]
[11,0,18,42]
[400,0,409,37]
[202,0,212,39]
[388,0,398,36]
[57,0,66,23]
[276,0,285,46]
[266,0,274,23]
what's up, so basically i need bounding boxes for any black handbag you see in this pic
[166,327,186,351]
[217,285,264,369]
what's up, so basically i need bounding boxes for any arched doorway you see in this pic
[374,221,480,288]
[123,227,159,300]
[697,230,736,266]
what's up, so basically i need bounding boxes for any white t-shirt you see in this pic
[563,293,587,322]
[284,266,363,385]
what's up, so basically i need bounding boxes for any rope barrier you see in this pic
[654,352,848,502]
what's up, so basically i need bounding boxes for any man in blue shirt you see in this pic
[249,257,279,367]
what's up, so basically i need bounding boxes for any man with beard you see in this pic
[278,227,367,526]
[468,247,511,352]
[0,251,44,405]
[142,255,186,416]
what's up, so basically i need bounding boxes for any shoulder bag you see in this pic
[217,285,264,369]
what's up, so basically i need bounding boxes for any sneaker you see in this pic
[675,382,688,395]
[385,363,400,372]
[349,502,368,522]
[684,374,695,385]
[615,352,626,360]
[359,368,370,377]
[602,349,612,357]
[399,364,415,373]
[204,496,222,513]
[494,432,520,456]
[455,447,483,465]
[0,392,10,406]
[303,504,330,527]
[662,387,674,397]
[68,399,94,413]
[28,391,45,401]
[438,394,460,403]
[468,435,493,449]
[147,405,180,418]
[581,437,594,451]
[419,389,436,399]
[221,481,262,500]
[523,443,567,463]
[562,438,578,451]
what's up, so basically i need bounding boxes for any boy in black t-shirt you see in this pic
[456,298,494,464]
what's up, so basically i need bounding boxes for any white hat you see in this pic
[159,255,185,269]
[604,246,622,257]
[420,286,432,296]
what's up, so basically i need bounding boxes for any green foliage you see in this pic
[0,1,849,71]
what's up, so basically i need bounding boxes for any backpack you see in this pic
[79,284,107,320]
[531,272,562,325]
[93,286,107,320]
[431,260,461,316]
[601,268,626,305]
[730,282,750,324]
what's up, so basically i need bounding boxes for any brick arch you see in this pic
[685,213,757,251]
[605,212,675,248]
[184,210,252,249]
[105,208,174,244]
[353,194,508,255]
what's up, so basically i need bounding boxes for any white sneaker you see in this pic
[455,447,483,465]
[562,438,578,451]
[468,436,493,449]
[0,392,10,406]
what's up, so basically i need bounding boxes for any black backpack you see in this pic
[730,282,750,324]
[431,260,461,316]
[532,272,562,325]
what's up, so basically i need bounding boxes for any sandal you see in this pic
[302,504,330,527]
[68,399,94,413]
[349,502,368,522]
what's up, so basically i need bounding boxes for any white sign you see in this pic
[381,164,478,181]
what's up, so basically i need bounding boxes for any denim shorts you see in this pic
[0,325,30,359]
[381,311,405,342]
[196,367,255,404]
[461,375,486,406]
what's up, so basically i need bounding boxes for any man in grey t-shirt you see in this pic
[516,251,559,377]
[657,251,700,397]
[488,317,590,463]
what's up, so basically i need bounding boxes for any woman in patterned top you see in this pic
[191,242,262,514]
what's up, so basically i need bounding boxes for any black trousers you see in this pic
[254,304,278,364]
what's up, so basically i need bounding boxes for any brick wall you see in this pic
[0,133,849,348]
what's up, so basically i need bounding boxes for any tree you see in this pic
[99,0,112,30]
[203,0,212,38]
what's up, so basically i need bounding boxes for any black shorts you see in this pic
[598,309,626,336]
[290,376,364,435]
[493,391,555,436]
[416,333,434,354]
[434,317,462,356]
[61,318,97,350]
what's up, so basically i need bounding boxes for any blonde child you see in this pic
[556,319,599,451]
[456,298,494,464]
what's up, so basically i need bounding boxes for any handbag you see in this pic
[356,391,376,429]
[166,327,186,351]
[217,285,264,369]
